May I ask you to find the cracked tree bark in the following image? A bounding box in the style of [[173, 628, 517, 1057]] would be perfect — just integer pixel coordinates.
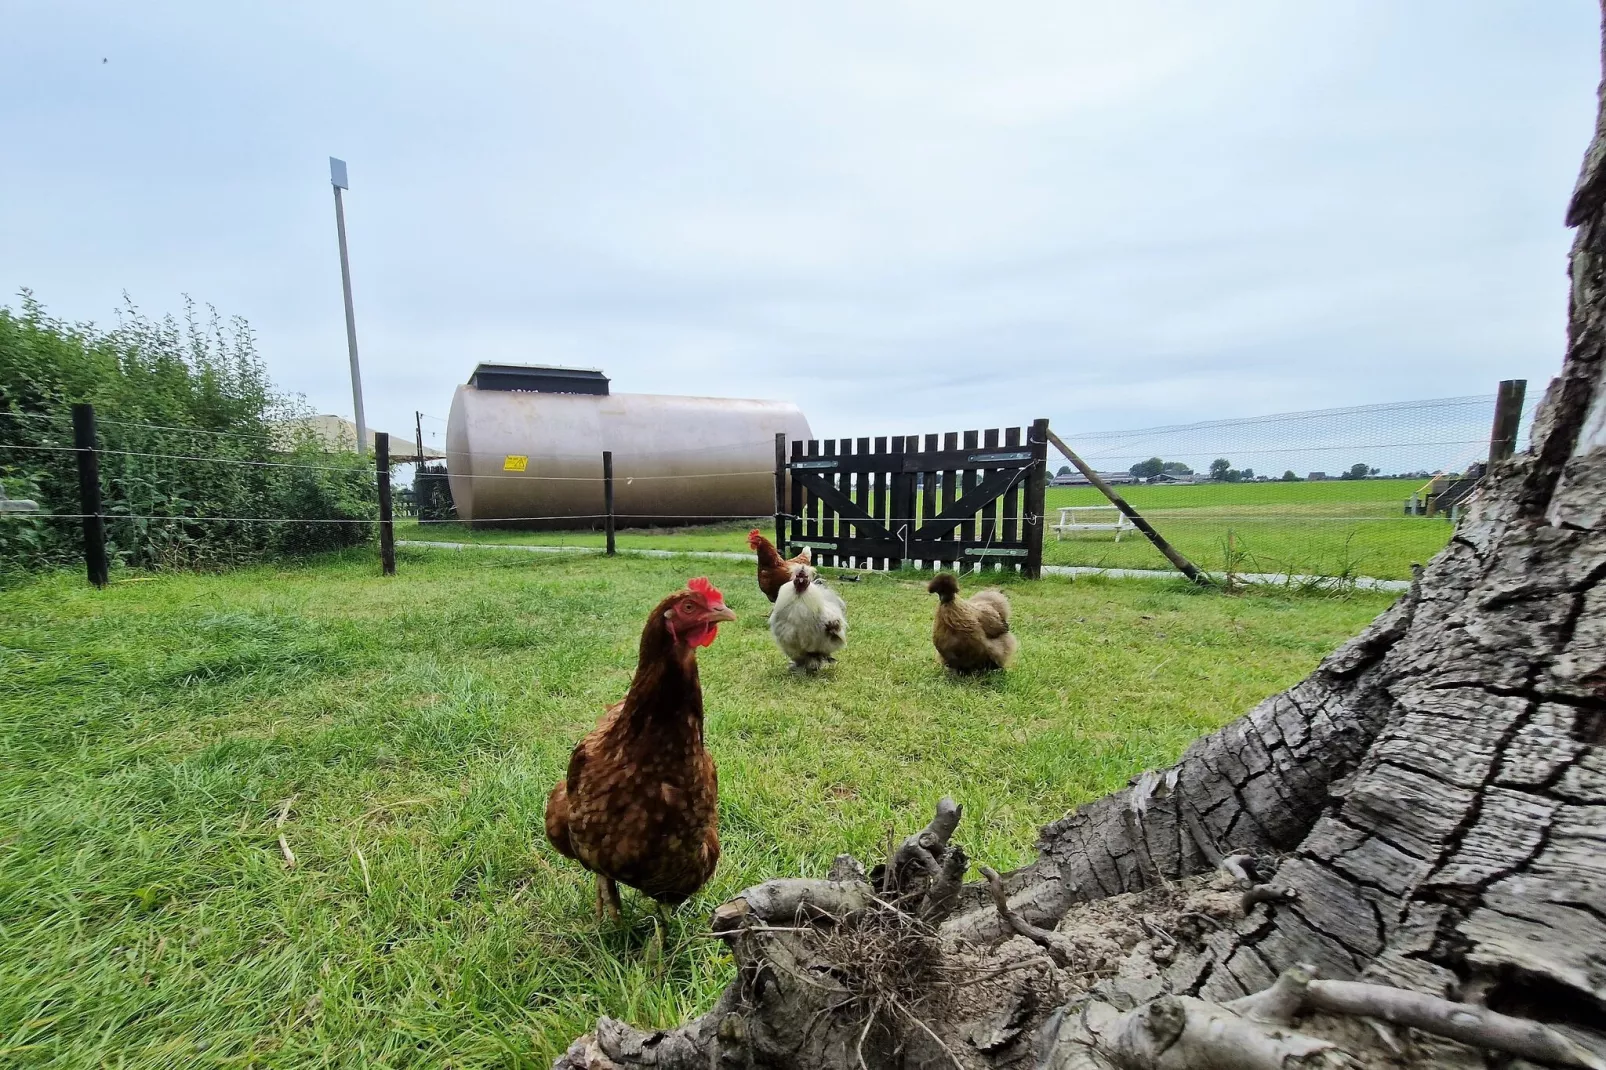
[[555, 11, 1606, 1069]]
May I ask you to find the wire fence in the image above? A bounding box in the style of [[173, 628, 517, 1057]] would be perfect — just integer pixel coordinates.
[[1041, 391, 1537, 581], [0, 407, 382, 573], [0, 406, 784, 576], [4, 389, 1533, 584]]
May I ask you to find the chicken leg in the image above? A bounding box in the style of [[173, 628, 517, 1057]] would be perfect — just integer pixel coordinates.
[[646, 901, 670, 969], [595, 875, 622, 921]]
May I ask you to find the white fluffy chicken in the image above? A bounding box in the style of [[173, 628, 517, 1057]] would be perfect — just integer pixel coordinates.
[[768, 564, 847, 672]]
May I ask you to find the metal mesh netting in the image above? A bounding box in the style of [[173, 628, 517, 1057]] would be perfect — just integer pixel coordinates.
[[1045, 393, 1536, 581]]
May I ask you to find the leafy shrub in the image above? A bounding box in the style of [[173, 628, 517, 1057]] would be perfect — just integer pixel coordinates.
[[0, 291, 375, 574]]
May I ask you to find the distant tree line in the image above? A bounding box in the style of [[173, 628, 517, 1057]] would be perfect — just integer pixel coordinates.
[[1126, 457, 1193, 479], [1076, 457, 1425, 486]]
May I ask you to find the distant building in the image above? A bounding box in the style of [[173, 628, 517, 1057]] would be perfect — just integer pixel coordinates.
[[274, 414, 445, 463], [1051, 471, 1136, 487], [1307, 472, 1328, 481]]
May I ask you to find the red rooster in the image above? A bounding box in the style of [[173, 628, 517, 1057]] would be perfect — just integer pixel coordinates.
[[544, 578, 736, 923], [748, 529, 812, 603]]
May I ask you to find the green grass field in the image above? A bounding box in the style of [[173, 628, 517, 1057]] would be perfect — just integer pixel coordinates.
[[0, 550, 1396, 1067], [1042, 477, 1451, 579], [402, 477, 1452, 581]]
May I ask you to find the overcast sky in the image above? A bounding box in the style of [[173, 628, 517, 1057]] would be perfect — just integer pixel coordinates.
[[2, 2, 1598, 445]]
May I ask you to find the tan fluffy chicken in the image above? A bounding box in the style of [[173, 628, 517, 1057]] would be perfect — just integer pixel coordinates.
[[927, 572, 1018, 673], [544, 577, 735, 922], [748, 529, 811, 603]]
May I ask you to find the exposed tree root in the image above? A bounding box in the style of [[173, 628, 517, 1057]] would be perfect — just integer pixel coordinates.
[[979, 865, 1079, 968], [1043, 964, 1606, 1070], [1239, 883, 1298, 914]]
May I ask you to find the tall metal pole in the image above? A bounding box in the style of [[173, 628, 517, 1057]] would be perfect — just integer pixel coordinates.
[[330, 157, 367, 456]]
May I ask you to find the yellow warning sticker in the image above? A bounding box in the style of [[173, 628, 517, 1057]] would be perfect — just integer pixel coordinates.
[[502, 455, 528, 472]]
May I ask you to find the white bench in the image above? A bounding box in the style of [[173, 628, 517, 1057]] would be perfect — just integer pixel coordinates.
[[1052, 505, 1133, 541]]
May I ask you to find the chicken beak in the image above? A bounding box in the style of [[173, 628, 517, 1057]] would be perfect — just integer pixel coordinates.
[[704, 603, 737, 624]]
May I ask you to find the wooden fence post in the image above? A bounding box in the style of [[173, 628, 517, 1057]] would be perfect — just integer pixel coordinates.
[[1488, 379, 1527, 468], [774, 432, 787, 553], [603, 450, 616, 556], [71, 403, 108, 588], [1024, 418, 1049, 579], [376, 432, 396, 576]]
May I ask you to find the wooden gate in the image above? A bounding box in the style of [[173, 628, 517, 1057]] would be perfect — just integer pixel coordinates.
[[774, 419, 1049, 576]]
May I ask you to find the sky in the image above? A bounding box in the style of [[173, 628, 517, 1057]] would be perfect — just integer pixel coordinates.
[[2, 1, 1600, 449]]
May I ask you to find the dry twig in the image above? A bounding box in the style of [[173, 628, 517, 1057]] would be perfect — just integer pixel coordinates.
[[276, 795, 297, 869]]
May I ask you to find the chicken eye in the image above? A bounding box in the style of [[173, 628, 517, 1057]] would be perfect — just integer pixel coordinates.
[[679, 601, 699, 616]]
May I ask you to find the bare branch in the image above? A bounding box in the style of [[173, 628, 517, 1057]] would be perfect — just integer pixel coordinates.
[[1307, 977, 1606, 1070], [1084, 993, 1338, 1068], [978, 866, 1078, 967]]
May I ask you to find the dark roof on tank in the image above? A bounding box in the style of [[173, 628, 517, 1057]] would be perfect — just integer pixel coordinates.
[[467, 363, 610, 395]]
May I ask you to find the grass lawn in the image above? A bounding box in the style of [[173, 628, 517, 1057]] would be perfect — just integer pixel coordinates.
[[401, 476, 1453, 581], [0, 549, 1396, 1067]]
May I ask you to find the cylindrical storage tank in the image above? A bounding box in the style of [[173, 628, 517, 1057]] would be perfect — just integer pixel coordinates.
[[446, 386, 812, 528]]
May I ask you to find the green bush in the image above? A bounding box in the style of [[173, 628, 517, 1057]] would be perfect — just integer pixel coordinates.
[[0, 291, 375, 574]]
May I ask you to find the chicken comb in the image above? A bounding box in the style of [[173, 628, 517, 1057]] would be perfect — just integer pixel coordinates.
[[688, 576, 724, 603]]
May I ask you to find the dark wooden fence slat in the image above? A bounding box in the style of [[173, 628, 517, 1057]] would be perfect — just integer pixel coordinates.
[[1025, 418, 1049, 579], [961, 430, 979, 573], [1003, 426, 1021, 562], [821, 439, 838, 568], [873, 436, 889, 571], [979, 428, 1000, 572], [855, 437, 871, 570], [806, 439, 821, 548], [920, 432, 938, 569], [888, 435, 905, 569], [789, 439, 804, 557], [941, 431, 959, 567]]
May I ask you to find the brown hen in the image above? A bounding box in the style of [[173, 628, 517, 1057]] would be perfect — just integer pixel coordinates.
[[928, 572, 1018, 673], [544, 578, 735, 921], [748, 529, 811, 603]]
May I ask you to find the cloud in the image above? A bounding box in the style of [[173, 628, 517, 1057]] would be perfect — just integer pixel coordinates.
[[0, 0, 1596, 448]]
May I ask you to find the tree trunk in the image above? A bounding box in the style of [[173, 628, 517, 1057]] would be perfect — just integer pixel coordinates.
[[557, 13, 1606, 1068]]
